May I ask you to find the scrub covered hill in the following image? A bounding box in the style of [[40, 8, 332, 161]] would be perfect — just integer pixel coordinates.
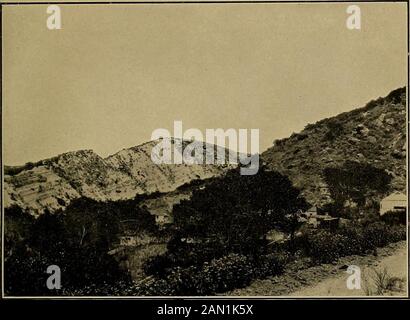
[[261, 87, 406, 207]]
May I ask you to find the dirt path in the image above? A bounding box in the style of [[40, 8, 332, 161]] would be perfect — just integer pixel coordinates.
[[226, 241, 407, 297]]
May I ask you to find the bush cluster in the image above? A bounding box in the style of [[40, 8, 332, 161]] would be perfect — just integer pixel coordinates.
[[57, 220, 405, 296], [134, 253, 287, 296], [138, 221, 406, 294], [381, 210, 406, 225], [306, 221, 406, 263]]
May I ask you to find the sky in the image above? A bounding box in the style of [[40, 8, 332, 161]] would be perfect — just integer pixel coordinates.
[[2, 2, 408, 165]]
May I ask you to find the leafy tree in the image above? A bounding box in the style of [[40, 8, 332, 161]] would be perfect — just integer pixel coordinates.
[[323, 161, 392, 209], [4, 197, 159, 295], [169, 166, 308, 265], [4, 206, 35, 257], [4, 245, 52, 295]]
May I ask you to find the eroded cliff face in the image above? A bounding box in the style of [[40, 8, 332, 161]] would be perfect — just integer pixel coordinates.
[[4, 139, 232, 216]]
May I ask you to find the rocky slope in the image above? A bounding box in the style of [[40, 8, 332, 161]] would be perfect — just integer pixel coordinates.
[[3, 139, 235, 216], [261, 87, 406, 206], [4, 87, 406, 215]]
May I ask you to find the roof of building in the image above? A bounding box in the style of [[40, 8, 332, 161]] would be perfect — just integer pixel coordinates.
[[382, 192, 407, 202], [306, 206, 317, 213]]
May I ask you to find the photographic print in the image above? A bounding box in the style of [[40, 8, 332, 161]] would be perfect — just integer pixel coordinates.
[[1, 0, 408, 300]]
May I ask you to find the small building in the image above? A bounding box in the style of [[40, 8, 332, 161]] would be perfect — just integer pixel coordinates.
[[380, 192, 407, 216]]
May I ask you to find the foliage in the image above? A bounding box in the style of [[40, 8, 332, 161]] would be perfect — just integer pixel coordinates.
[[143, 165, 307, 279], [170, 166, 308, 264], [363, 267, 405, 296], [4, 206, 35, 254], [324, 119, 344, 141], [386, 87, 406, 104], [251, 251, 289, 278], [4, 197, 158, 295], [305, 221, 406, 264], [4, 246, 52, 295], [277, 210, 305, 253], [138, 252, 286, 296], [381, 210, 406, 225], [305, 230, 349, 263], [323, 161, 392, 208]]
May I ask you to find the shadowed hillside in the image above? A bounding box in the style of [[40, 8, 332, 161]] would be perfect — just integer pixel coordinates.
[[261, 87, 406, 206]]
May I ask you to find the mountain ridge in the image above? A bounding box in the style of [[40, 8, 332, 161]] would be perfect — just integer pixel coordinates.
[[261, 86, 406, 206], [3, 87, 407, 216], [3, 138, 235, 215]]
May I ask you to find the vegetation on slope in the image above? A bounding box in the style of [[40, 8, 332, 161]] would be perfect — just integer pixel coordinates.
[[262, 87, 406, 206]]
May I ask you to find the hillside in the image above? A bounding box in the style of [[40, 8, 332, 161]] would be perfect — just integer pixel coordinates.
[[4, 87, 406, 216], [122, 88, 407, 222], [3, 139, 234, 215], [261, 87, 406, 206]]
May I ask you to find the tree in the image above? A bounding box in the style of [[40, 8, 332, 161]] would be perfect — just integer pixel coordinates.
[[5, 198, 144, 295], [169, 165, 308, 265], [4, 206, 35, 258], [323, 161, 392, 209]]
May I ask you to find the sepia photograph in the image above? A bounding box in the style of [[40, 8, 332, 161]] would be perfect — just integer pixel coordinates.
[[1, 0, 408, 301]]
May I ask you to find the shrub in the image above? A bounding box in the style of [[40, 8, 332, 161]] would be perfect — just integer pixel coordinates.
[[307, 221, 406, 264], [252, 252, 289, 278], [60, 252, 288, 296], [4, 249, 51, 295], [157, 266, 200, 295], [307, 230, 349, 263], [381, 210, 406, 225], [196, 253, 254, 294], [137, 253, 272, 295], [383, 224, 406, 243], [361, 222, 390, 248], [386, 87, 405, 104], [338, 225, 367, 254], [143, 254, 174, 278], [362, 267, 405, 296]]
